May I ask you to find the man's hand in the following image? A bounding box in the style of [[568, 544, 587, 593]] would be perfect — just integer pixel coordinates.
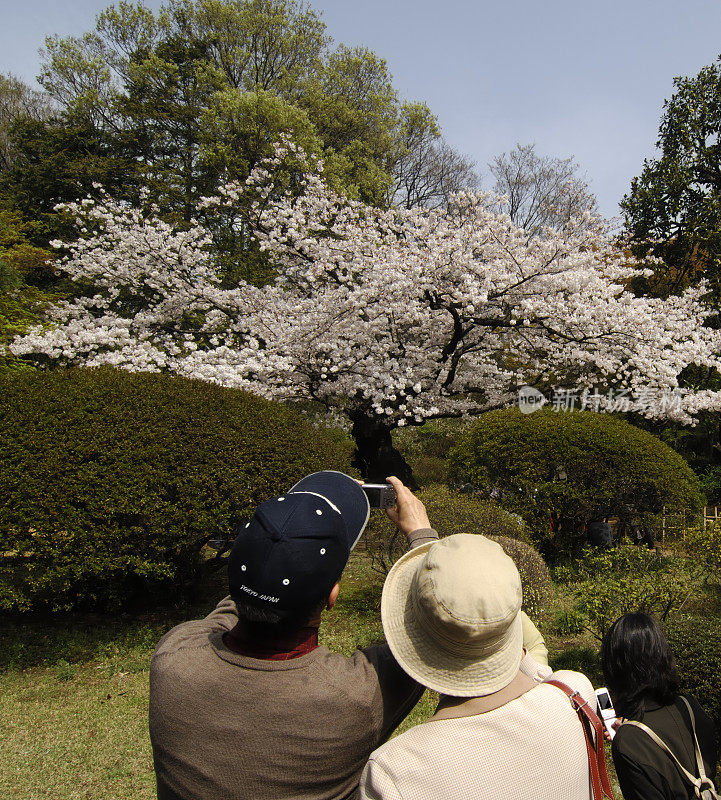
[[384, 476, 431, 540]]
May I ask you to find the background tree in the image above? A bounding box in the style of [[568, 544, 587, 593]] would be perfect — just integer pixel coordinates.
[[0, 116, 136, 250], [622, 56, 721, 301], [388, 102, 478, 209], [0, 211, 55, 371], [11, 144, 721, 482], [0, 73, 53, 173], [182, 0, 329, 97], [35, 2, 399, 214], [18, 0, 476, 279], [490, 143, 598, 236], [621, 56, 721, 493], [0, 79, 60, 363], [300, 44, 399, 206], [198, 87, 323, 283]]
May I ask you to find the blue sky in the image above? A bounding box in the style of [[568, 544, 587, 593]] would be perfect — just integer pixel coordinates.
[[3, 0, 721, 219]]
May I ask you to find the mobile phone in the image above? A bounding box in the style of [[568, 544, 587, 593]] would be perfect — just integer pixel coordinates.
[[595, 687, 618, 740], [361, 483, 396, 509]]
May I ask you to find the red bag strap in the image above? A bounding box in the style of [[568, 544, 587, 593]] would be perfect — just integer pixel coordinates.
[[545, 679, 615, 800]]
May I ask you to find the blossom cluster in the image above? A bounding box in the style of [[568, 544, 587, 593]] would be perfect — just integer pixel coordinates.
[[10, 143, 721, 428]]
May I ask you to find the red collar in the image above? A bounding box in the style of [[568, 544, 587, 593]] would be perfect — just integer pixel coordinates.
[[223, 623, 319, 661]]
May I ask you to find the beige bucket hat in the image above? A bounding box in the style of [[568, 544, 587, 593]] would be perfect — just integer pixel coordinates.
[[381, 533, 524, 697]]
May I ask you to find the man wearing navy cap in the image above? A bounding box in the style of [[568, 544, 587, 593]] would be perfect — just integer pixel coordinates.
[[149, 472, 547, 800], [149, 473, 438, 800]]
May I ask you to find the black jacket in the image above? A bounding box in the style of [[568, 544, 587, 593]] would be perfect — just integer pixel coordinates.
[[612, 695, 718, 800]]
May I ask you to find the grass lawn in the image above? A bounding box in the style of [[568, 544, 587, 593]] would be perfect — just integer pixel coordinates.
[[1, 546, 614, 800], [0, 615, 174, 800]]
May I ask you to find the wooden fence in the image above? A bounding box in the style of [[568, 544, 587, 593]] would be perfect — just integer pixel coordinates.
[[702, 505, 720, 530], [659, 506, 720, 542]]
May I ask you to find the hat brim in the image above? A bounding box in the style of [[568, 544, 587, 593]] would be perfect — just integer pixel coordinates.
[[381, 542, 524, 697], [289, 471, 369, 552]]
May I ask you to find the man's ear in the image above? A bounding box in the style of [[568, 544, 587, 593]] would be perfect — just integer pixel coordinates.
[[327, 582, 340, 610]]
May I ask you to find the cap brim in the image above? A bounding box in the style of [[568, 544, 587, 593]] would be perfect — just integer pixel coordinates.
[[380, 542, 524, 697], [289, 471, 370, 552]]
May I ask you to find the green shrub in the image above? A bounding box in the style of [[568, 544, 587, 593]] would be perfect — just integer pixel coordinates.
[[0, 367, 353, 612], [365, 483, 533, 582], [54, 658, 76, 682], [394, 419, 463, 461], [0, 264, 51, 373], [486, 535, 553, 619], [551, 607, 586, 636], [663, 614, 721, 728], [0, 212, 60, 373], [684, 522, 721, 585], [415, 485, 531, 541], [448, 408, 704, 557], [560, 546, 699, 640], [699, 465, 721, 505]]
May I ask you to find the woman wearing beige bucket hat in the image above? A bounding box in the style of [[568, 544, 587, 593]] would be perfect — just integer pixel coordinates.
[[360, 533, 597, 800]]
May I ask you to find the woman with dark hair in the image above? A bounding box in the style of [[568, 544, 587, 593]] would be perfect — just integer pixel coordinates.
[[601, 612, 718, 800]]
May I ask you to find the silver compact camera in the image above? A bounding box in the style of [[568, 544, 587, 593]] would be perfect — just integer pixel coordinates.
[[361, 483, 396, 509]]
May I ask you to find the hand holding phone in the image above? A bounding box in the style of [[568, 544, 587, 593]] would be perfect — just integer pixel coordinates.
[[595, 688, 618, 740]]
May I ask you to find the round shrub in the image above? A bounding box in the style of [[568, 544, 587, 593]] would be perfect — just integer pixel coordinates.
[[663, 614, 721, 728], [448, 408, 704, 556], [0, 367, 353, 612], [365, 483, 531, 573], [485, 535, 553, 619], [412, 484, 531, 542]]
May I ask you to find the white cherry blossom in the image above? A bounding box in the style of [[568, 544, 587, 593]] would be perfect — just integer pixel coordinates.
[[10, 142, 721, 476]]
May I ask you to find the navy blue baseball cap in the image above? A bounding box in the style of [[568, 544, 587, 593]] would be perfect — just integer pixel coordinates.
[[228, 471, 370, 615]]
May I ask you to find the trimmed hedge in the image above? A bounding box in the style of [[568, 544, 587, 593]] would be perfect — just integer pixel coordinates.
[[448, 408, 704, 555], [663, 614, 721, 729], [0, 367, 353, 611]]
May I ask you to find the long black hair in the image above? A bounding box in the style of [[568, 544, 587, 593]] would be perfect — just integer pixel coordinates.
[[601, 612, 681, 720]]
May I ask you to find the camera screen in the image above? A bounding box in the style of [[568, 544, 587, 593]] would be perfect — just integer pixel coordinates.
[[597, 692, 612, 711], [363, 487, 382, 507]]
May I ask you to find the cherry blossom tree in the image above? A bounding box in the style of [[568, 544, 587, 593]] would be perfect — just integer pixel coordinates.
[[10, 142, 721, 482]]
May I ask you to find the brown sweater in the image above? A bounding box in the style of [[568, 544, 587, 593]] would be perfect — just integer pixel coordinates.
[[148, 529, 437, 800]]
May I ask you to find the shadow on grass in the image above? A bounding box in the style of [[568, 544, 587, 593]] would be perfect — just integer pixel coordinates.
[[0, 614, 178, 671], [0, 564, 232, 671], [1, 552, 387, 671]]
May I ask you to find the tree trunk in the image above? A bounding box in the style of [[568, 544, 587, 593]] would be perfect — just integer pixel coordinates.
[[350, 412, 417, 488]]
